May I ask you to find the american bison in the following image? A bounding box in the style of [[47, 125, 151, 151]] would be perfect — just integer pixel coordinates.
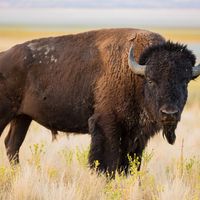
[[0, 28, 199, 175]]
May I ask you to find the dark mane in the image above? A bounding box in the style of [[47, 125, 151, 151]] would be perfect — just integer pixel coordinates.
[[139, 41, 196, 66]]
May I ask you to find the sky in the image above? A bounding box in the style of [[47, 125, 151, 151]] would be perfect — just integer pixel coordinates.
[[0, 0, 200, 9], [0, 8, 200, 28], [0, 0, 199, 60], [0, 0, 199, 28]]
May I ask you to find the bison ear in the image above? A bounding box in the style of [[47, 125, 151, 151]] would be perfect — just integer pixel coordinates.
[[192, 64, 200, 79]]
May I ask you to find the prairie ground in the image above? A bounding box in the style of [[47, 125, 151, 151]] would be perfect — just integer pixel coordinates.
[[0, 106, 200, 200], [0, 27, 200, 200]]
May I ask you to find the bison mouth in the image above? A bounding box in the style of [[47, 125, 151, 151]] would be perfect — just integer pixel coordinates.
[[162, 123, 177, 145]]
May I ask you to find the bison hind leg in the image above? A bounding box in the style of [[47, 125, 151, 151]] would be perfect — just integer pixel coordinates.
[[0, 118, 11, 137], [4, 115, 32, 164]]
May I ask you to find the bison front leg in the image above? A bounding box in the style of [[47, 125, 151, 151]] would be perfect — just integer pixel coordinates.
[[4, 115, 32, 164], [118, 136, 146, 175], [128, 149, 143, 172], [118, 133, 129, 175], [88, 114, 120, 177]]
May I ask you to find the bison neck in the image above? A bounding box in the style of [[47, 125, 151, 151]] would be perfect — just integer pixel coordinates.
[[122, 106, 160, 151], [111, 74, 161, 151]]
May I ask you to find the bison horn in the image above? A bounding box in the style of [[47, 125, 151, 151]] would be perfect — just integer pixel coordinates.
[[128, 47, 146, 76], [192, 64, 200, 77]]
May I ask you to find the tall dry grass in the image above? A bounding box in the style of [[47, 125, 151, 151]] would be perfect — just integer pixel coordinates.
[[0, 106, 200, 200], [0, 27, 200, 200]]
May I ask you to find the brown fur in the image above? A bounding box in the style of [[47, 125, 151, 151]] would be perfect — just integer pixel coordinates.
[[0, 28, 165, 169]]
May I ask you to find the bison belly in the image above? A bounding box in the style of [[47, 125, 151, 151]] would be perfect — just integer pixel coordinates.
[[19, 78, 94, 133]]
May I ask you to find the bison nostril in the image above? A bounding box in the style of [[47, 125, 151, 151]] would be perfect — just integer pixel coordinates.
[[160, 109, 179, 115], [160, 107, 179, 122]]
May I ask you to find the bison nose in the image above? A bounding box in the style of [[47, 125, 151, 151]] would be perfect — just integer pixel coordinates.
[[160, 106, 179, 121], [160, 109, 178, 115]]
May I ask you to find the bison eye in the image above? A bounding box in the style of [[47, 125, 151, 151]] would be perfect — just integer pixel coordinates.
[[146, 77, 155, 86], [148, 80, 152, 84]]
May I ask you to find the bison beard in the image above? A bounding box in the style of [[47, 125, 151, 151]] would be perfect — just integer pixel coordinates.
[[162, 124, 177, 145]]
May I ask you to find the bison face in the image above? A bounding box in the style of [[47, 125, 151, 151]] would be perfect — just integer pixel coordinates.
[[143, 57, 192, 144], [129, 41, 200, 145]]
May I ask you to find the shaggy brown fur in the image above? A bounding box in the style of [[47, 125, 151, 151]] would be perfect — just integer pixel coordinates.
[[88, 39, 197, 175], [0, 28, 197, 176]]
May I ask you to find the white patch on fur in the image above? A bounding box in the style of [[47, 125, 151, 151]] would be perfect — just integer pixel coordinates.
[[27, 43, 56, 64], [44, 48, 50, 55], [50, 55, 57, 63], [27, 42, 37, 51]]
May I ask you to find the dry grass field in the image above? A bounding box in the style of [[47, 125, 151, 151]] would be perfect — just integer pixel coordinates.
[[0, 26, 200, 200]]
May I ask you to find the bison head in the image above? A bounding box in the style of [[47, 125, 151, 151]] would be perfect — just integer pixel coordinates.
[[128, 41, 200, 145]]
